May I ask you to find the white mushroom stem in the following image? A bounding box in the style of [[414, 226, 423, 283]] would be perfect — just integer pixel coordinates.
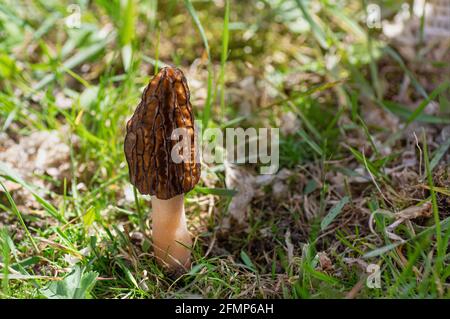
[[151, 194, 192, 270]]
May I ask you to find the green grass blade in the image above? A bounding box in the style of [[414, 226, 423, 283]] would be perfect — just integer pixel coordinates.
[[430, 137, 450, 172], [203, 65, 214, 130], [195, 186, 237, 197], [346, 146, 381, 179], [1, 228, 11, 296], [119, 0, 136, 71], [184, 0, 210, 59], [384, 46, 428, 99], [219, 0, 230, 119], [184, 0, 214, 129], [423, 131, 442, 264], [357, 115, 380, 158], [240, 250, 256, 272], [297, 129, 323, 157], [363, 242, 402, 259], [34, 40, 111, 91], [0, 162, 66, 223], [33, 12, 60, 41], [381, 100, 450, 124], [406, 81, 450, 125], [294, 0, 328, 49], [153, 28, 161, 75], [321, 196, 349, 231], [0, 181, 39, 253]]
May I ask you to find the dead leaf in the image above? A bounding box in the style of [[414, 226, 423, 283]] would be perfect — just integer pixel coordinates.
[[395, 202, 432, 220], [284, 229, 294, 265], [223, 161, 256, 226]]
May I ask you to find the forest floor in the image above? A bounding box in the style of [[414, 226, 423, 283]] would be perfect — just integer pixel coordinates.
[[0, 0, 449, 298]]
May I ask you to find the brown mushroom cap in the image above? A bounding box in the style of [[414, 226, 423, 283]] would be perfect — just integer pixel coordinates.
[[124, 67, 201, 200]]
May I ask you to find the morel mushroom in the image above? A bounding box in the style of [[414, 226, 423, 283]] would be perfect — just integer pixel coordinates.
[[124, 66, 200, 271]]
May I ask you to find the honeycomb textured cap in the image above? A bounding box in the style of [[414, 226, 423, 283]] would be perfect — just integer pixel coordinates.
[[124, 67, 201, 200]]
